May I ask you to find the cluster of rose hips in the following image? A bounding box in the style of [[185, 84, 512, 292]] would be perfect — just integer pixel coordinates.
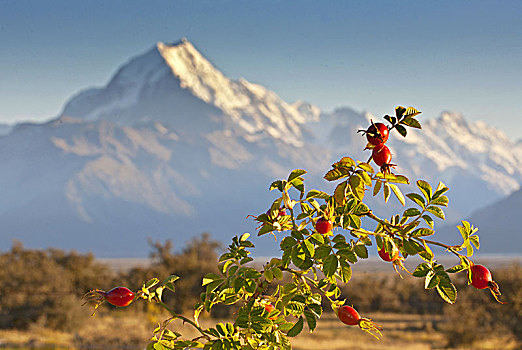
[[359, 121, 394, 174]]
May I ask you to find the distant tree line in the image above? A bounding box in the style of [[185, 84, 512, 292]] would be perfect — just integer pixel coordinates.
[[0, 235, 519, 347]]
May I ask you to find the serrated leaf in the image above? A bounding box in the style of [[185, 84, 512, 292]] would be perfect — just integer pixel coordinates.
[[323, 254, 338, 278], [334, 157, 356, 167], [339, 259, 352, 283], [303, 310, 317, 332], [202, 273, 222, 286], [403, 106, 421, 118], [395, 124, 407, 137], [334, 181, 348, 205], [431, 195, 449, 207], [383, 114, 396, 125], [426, 206, 445, 220], [389, 183, 405, 206], [413, 263, 431, 277], [324, 167, 351, 181], [402, 117, 422, 129], [286, 316, 304, 337], [406, 193, 425, 208], [411, 228, 435, 237], [403, 208, 421, 217], [395, 106, 407, 119], [354, 244, 368, 259], [359, 170, 372, 186], [288, 169, 307, 182], [466, 242, 474, 257], [270, 180, 285, 192], [470, 235, 480, 249], [436, 282, 457, 304], [349, 175, 365, 201], [306, 189, 330, 200], [357, 162, 374, 173], [422, 215, 434, 229], [383, 183, 391, 203], [433, 182, 449, 199], [373, 180, 382, 196], [425, 271, 439, 289], [416, 180, 432, 201]]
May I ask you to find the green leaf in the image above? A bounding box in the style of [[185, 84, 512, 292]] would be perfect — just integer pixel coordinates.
[[395, 124, 407, 137], [339, 260, 352, 283], [383, 183, 391, 203], [202, 273, 222, 286], [314, 245, 332, 260], [436, 282, 457, 304], [334, 157, 356, 168], [272, 267, 284, 280], [422, 215, 434, 229], [323, 254, 339, 278], [280, 236, 298, 251], [470, 235, 480, 249], [357, 162, 374, 173], [466, 242, 474, 257], [403, 208, 421, 217], [431, 195, 449, 207], [269, 180, 286, 192], [303, 310, 317, 332], [334, 181, 348, 205], [354, 244, 368, 259], [416, 180, 432, 201], [389, 183, 405, 206], [384, 174, 410, 184], [425, 271, 439, 289], [349, 175, 365, 201], [403, 106, 421, 118], [411, 228, 435, 237], [145, 278, 160, 289], [395, 106, 407, 119], [324, 167, 351, 181], [373, 180, 382, 196], [286, 316, 304, 337], [413, 263, 431, 277], [406, 193, 425, 208], [383, 114, 396, 125], [306, 189, 330, 200], [426, 206, 445, 220], [402, 117, 422, 129], [288, 169, 307, 183], [432, 182, 449, 199], [163, 275, 180, 292]]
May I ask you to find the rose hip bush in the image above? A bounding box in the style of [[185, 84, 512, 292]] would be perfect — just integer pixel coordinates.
[[84, 106, 506, 350]]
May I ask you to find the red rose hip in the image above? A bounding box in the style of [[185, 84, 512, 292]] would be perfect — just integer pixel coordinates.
[[360, 122, 389, 145], [469, 264, 492, 289], [315, 217, 333, 234], [372, 144, 392, 167], [378, 246, 399, 262], [104, 287, 135, 307]]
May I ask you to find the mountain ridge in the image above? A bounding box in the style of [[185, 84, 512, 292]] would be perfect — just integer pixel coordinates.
[[0, 39, 520, 256]]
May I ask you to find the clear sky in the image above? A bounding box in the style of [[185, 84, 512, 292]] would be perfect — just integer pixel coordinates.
[[1, 0, 521, 140]]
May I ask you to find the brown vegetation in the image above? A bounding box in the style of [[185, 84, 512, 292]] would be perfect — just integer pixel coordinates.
[[0, 237, 520, 349]]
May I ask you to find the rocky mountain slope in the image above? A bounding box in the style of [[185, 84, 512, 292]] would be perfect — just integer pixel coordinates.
[[0, 40, 520, 256]]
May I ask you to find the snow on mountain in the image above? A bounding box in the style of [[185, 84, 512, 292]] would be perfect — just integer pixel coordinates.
[[62, 39, 309, 148], [1, 39, 521, 256], [320, 108, 522, 220]]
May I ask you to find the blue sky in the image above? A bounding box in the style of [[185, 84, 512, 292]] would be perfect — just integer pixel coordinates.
[[1, 0, 521, 139]]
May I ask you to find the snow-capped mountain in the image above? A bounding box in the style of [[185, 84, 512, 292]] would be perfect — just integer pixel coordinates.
[[0, 39, 520, 256], [63, 39, 310, 148]]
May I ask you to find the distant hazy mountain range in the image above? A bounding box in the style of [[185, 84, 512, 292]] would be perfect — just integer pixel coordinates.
[[1, 39, 520, 256]]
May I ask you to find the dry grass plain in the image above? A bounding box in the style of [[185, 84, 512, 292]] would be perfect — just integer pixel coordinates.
[[0, 310, 518, 350]]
